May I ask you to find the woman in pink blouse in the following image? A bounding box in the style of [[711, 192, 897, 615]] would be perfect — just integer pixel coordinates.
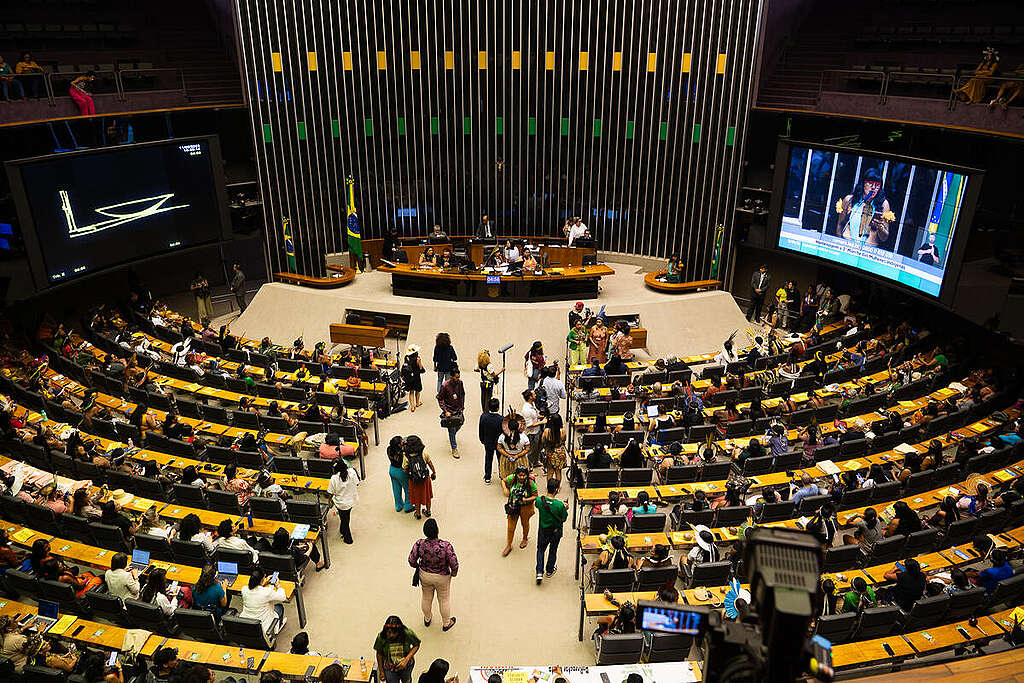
[[408, 519, 458, 631]]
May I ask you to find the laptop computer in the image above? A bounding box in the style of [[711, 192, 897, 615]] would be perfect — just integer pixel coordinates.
[[215, 561, 239, 583], [31, 600, 60, 631], [129, 549, 151, 572]]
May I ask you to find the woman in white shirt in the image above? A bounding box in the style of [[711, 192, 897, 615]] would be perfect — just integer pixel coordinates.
[[240, 568, 287, 634], [176, 513, 215, 554], [214, 519, 260, 561], [141, 567, 177, 615], [503, 240, 521, 263], [327, 459, 360, 544]]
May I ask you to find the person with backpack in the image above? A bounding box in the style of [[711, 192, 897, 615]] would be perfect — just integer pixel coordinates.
[[402, 345, 426, 413], [535, 478, 568, 583], [403, 435, 436, 520]]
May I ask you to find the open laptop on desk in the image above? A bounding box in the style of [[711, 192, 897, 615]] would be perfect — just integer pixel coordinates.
[[29, 600, 60, 631], [215, 561, 239, 584], [129, 549, 151, 572]]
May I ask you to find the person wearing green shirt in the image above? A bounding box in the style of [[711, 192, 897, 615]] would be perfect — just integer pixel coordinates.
[[373, 615, 420, 683], [841, 576, 877, 613], [567, 320, 587, 366], [535, 478, 568, 583]]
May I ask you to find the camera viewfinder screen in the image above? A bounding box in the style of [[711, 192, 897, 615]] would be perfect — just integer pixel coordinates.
[[15, 139, 225, 285], [777, 145, 969, 298], [639, 606, 704, 634]]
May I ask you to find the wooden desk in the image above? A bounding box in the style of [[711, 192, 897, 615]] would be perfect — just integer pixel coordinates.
[[832, 634, 916, 669], [330, 323, 388, 348], [0, 598, 131, 650], [643, 272, 722, 293], [378, 263, 615, 302], [275, 270, 355, 288], [902, 615, 1005, 655], [263, 653, 374, 682], [467, 243, 596, 268]]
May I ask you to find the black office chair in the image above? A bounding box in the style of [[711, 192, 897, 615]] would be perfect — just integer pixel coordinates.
[[172, 483, 209, 508], [585, 469, 618, 488], [125, 598, 180, 635], [822, 544, 863, 573], [222, 615, 278, 649], [207, 488, 243, 515], [663, 465, 699, 484], [37, 578, 91, 616], [175, 607, 230, 643], [635, 565, 679, 591], [867, 535, 906, 565], [901, 594, 949, 632], [853, 605, 902, 639], [758, 501, 795, 523], [170, 538, 211, 566], [134, 533, 174, 561], [21, 665, 68, 682], [594, 633, 644, 665], [619, 468, 654, 486], [588, 515, 627, 536], [628, 513, 667, 534], [248, 496, 287, 521], [713, 506, 751, 528], [681, 561, 732, 588], [591, 568, 637, 592], [814, 612, 856, 644], [89, 522, 132, 554], [214, 547, 256, 576], [87, 592, 131, 626]]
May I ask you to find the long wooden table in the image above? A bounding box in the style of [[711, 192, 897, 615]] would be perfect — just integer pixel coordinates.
[[378, 262, 615, 301], [0, 599, 373, 681]]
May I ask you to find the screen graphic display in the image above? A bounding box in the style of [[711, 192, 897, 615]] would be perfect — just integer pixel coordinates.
[[777, 145, 970, 298], [12, 138, 226, 285]]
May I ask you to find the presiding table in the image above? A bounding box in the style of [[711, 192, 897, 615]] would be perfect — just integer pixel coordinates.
[[377, 262, 615, 301]]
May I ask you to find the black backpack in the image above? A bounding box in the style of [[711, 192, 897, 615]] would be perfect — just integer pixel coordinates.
[[406, 452, 430, 482], [534, 378, 550, 416]]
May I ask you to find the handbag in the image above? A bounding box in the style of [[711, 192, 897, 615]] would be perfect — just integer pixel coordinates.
[[411, 540, 421, 586], [504, 500, 522, 516]]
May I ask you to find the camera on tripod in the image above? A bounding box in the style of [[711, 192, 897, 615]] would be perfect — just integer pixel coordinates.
[[634, 527, 833, 683]]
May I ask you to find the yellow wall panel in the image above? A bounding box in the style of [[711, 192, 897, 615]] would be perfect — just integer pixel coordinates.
[[647, 52, 657, 72], [717, 53, 727, 74], [545, 50, 555, 70], [377, 51, 387, 70], [511, 50, 521, 69], [681, 53, 691, 73], [342, 51, 353, 71], [579, 51, 589, 71], [612, 51, 622, 71], [444, 51, 455, 69], [306, 52, 317, 71], [479, 50, 487, 69], [271, 52, 282, 72], [410, 51, 421, 70]]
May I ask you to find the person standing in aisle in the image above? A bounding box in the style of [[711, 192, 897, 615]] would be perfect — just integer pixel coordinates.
[[373, 615, 421, 683], [190, 272, 213, 320], [478, 398, 503, 484], [746, 265, 770, 322], [387, 436, 415, 513], [437, 367, 465, 457], [524, 341, 545, 391], [475, 349, 504, 412], [402, 345, 426, 412], [535, 478, 568, 583], [520, 388, 545, 469], [567, 320, 587, 367], [230, 263, 247, 313], [327, 458, 359, 543], [433, 333, 457, 393], [408, 519, 458, 632]]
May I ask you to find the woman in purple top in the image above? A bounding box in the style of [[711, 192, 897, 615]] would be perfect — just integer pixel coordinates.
[[408, 519, 458, 631]]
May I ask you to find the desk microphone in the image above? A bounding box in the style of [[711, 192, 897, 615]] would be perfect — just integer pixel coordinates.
[[380, 259, 397, 267], [499, 343, 514, 353]]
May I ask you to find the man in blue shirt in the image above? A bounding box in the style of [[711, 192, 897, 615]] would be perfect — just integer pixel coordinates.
[[790, 473, 820, 507], [581, 358, 606, 378], [969, 549, 1013, 594], [478, 398, 504, 484]]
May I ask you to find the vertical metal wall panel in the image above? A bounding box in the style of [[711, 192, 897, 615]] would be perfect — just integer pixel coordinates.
[[234, 0, 761, 278]]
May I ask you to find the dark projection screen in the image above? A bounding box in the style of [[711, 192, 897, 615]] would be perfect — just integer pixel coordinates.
[[770, 142, 981, 304], [7, 137, 230, 288]]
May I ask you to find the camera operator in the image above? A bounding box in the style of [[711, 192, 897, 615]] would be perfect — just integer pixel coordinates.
[[501, 465, 538, 557]]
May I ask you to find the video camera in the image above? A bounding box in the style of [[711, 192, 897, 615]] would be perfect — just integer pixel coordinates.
[[634, 527, 832, 683]]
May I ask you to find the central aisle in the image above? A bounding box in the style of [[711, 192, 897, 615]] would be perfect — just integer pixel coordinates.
[[232, 262, 748, 675]]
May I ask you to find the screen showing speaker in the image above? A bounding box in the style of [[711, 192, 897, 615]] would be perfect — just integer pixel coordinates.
[[775, 144, 973, 299], [8, 137, 229, 287]]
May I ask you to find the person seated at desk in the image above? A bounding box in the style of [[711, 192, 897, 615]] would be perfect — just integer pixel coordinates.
[[581, 357, 605, 378], [383, 227, 401, 260], [592, 534, 635, 572], [476, 213, 496, 240], [439, 248, 456, 269], [503, 239, 521, 263], [428, 224, 449, 244], [563, 216, 591, 246], [419, 246, 439, 267], [664, 254, 681, 283], [522, 247, 538, 271]]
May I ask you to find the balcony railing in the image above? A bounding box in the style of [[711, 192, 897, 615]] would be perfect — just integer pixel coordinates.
[[818, 68, 1024, 112], [41, 67, 188, 106]]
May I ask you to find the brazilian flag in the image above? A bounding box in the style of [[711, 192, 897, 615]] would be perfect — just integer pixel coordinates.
[[346, 176, 363, 265], [710, 224, 725, 279], [283, 217, 297, 272]]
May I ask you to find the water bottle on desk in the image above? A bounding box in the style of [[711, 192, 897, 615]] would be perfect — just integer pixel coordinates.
[[360, 656, 367, 674], [247, 509, 254, 528]]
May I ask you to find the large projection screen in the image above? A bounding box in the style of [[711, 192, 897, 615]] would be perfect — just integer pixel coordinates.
[[768, 140, 982, 306], [6, 136, 232, 291]]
